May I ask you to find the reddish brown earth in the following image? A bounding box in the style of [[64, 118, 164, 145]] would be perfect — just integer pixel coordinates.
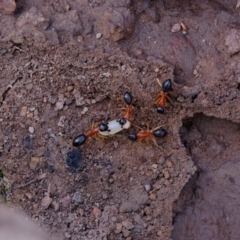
[[0, 0, 240, 239]]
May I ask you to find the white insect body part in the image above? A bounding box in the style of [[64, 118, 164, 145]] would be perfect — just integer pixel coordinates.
[[99, 119, 131, 136]]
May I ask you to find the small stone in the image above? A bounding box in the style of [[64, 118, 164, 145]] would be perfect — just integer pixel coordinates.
[[149, 193, 157, 201], [57, 116, 66, 127], [29, 157, 42, 170], [0, 0, 16, 15], [171, 23, 181, 33], [144, 184, 152, 192], [144, 206, 151, 215], [67, 86, 74, 92], [61, 195, 71, 208], [25, 192, 32, 200], [77, 35, 84, 42], [164, 171, 171, 180], [91, 207, 102, 218], [159, 156, 166, 165], [96, 33, 102, 39], [64, 232, 72, 239], [115, 223, 122, 234], [41, 195, 52, 210], [152, 164, 157, 169], [55, 94, 65, 111], [91, 99, 96, 104], [81, 107, 88, 115], [122, 229, 130, 238], [51, 201, 60, 211], [20, 106, 28, 117], [28, 126, 34, 134], [122, 220, 134, 230], [66, 148, 82, 169], [157, 230, 163, 237], [154, 68, 159, 73], [72, 191, 84, 204]]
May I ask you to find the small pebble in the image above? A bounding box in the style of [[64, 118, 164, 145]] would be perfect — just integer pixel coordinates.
[[72, 191, 84, 204], [81, 107, 88, 115], [66, 148, 82, 169], [28, 126, 34, 134], [20, 106, 28, 117], [41, 195, 52, 210], [64, 232, 72, 239], [122, 229, 130, 238], [115, 223, 122, 234], [61, 195, 71, 208], [96, 33, 102, 39], [144, 184, 152, 192], [91, 207, 102, 218], [171, 23, 181, 33], [149, 193, 157, 201], [122, 220, 134, 230]]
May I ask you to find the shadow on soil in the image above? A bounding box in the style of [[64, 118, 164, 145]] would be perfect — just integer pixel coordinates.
[[172, 113, 240, 240]]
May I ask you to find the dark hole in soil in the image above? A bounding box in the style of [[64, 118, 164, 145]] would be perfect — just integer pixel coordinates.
[[173, 113, 240, 240]]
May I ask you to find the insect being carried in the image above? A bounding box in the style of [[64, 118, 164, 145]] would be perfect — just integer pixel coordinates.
[[73, 92, 134, 147], [156, 79, 173, 114], [128, 126, 167, 147]]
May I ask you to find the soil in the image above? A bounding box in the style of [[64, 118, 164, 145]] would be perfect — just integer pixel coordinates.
[[0, 0, 240, 239]]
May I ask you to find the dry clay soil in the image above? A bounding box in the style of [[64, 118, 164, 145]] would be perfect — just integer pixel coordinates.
[[1, 0, 240, 240]]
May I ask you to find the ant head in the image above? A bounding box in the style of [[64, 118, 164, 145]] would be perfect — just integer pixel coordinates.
[[118, 117, 127, 126], [99, 123, 109, 132], [157, 106, 164, 114], [128, 133, 138, 141], [153, 128, 167, 138], [124, 92, 133, 105], [73, 134, 88, 146], [162, 79, 172, 93]]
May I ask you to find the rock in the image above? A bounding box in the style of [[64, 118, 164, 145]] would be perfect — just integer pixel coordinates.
[[149, 193, 157, 201], [20, 106, 28, 117], [51, 201, 60, 211], [91, 207, 102, 218], [122, 220, 134, 230], [28, 126, 35, 134], [144, 206, 151, 215], [119, 201, 139, 213], [66, 148, 82, 169], [102, 3, 135, 42], [115, 223, 122, 234], [61, 195, 71, 208], [0, 0, 16, 14], [96, 33, 102, 39], [159, 156, 166, 165], [225, 26, 240, 55], [74, 92, 85, 106], [55, 94, 65, 111], [57, 116, 66, 127], [122, 229, 131, 237], [81, 107, 88, 115], [64, 232, 72, 239], [52, 10, 83, 35], [171, 23, 181, 33], [16, 7, 50, 31], [144, 184, 152, 192], [29, 157, 42, 170], [72, 191, 84, 204], [41, 195, 52, 210], [23, 136, 33, 149]]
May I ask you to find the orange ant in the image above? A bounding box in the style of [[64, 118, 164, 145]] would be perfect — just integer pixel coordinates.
[[156, 79, 173, 114], [73, 92, 134, 147], [128, 125, 167, 147]]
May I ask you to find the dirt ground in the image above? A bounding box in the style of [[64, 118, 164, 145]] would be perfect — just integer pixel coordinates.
[[0, 0, 240, 239]]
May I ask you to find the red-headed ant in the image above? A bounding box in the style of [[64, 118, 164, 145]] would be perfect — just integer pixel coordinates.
[[156, 79, 173, 114]]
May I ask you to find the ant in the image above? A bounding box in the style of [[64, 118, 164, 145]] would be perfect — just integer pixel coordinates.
[[128, 125, 167, 147], [73, 92, 134, 147], [156, 79, 173, 114]]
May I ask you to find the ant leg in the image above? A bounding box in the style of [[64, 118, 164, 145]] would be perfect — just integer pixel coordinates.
[[151, 137, 163, 150], [152, 125, 165, 131], [156, 78, 163, 88]]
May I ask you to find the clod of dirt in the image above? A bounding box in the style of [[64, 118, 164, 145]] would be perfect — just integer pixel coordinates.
[[66, 148, 82, 169], [102, 1, 135, 42], [0, 0, 16, 15], [225, 24, 240, 55]]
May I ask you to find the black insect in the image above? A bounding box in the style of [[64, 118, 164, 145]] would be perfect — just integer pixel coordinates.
[[73, 134, 88, 147]]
